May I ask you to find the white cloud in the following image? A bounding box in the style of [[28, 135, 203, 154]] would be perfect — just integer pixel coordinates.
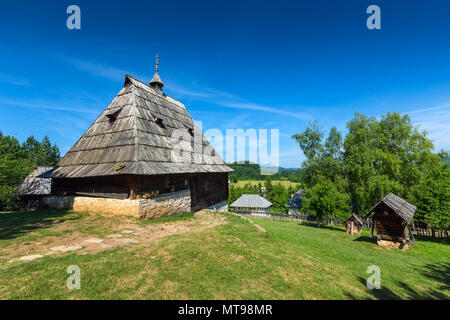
[[407, 105, 450, 151], [0, 73, 29, 86], [0, 97, 98, 114], [62, 56, 313, 121], [63, 56, 129, 82]]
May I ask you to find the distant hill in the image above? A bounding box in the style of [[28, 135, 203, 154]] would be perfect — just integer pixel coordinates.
[[227, 161, 303, 182]]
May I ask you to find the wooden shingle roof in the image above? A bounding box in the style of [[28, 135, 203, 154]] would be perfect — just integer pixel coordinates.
[[344, 213, 363, 226], [50, 75, 232, 178], [230, 194, 272, 209], [20, 167, 53, 195], [365, 193, 416, 223]]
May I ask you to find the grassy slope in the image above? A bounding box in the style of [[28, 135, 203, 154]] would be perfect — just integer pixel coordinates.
[[0, 210, 448, 299]]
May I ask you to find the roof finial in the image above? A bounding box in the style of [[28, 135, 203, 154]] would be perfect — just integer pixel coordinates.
[[150, 53, 164, 92]]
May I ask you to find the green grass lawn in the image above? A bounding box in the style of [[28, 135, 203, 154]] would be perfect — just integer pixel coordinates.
[[233, 180, 301, 189], [0, 209, 448, 299]]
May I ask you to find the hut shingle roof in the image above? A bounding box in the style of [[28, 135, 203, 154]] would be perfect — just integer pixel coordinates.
[[50, 75, 232, 178], [344, 213, 364, 226], [365, 193, 416, 223], [20, 167, 53, 195], [230, 194, 272, 209]]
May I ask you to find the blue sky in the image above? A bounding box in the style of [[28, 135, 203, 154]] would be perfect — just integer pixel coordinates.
[[1, 0, 450, 168]]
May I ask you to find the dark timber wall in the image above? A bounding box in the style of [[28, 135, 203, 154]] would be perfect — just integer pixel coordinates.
[[51, 172, 228, 211], [373, 206, 408, 242]]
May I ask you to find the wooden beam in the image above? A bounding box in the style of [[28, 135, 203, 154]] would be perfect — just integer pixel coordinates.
[[371, 217, 375, 238], [129, 176, 138, 200]]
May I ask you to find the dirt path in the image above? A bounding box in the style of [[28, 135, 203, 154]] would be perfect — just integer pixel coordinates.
[[3, 210, 226, 263]]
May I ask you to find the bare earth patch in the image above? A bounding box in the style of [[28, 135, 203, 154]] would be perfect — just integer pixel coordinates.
[[1, 210, 226, 263]]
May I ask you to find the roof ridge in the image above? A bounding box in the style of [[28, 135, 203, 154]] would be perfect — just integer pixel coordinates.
[[125, 74, 187, 108]]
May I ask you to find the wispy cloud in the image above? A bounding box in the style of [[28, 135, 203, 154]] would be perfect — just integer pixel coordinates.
[[61, 56, 313, 121], [0, 97, 99, 114], [63, 56, 129, 82], [0, 73, 29, 86], [406, 104, 450, 151], [168, 84, 312, 120]]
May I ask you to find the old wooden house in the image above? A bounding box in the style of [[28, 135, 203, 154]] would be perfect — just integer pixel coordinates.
[[344, 213, 363, 235], [230, 194, 272, 214], [19, 167, 53, 209], [365, 193, 416, 248], [44, 56, 232, 217]]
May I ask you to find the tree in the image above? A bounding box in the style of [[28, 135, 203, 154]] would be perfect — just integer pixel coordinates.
[[0, 130, 61, 210], [409, 153, 450, 231], [301, 180, 350, 226]]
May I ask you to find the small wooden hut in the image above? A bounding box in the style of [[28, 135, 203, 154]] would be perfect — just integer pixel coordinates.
[[344, 213, 363, 235], [44, 56, 232, 216], [230, 194, 272, 214], [19, 167, 53, 209], [365, 193, 416, 248], [285, 188, 303, 215]]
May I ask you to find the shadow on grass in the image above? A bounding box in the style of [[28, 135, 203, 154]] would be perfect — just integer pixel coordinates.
[[353, 236, 377, 244], [0, 209, 80, 240], [345, 263, 450, 300], [297, 222, 346, 233]]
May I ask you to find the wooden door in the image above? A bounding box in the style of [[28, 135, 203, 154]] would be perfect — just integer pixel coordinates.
[[189, 178, 199, 211]]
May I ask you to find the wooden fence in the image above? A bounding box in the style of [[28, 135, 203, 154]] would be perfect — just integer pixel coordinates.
[[230, 209, 448, 240], [413, 226, 449, 239]]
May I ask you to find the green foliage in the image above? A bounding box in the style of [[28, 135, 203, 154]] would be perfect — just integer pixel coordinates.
[[0, 130, 61, 210], [228, 161, 303, 182], [0, 185, 21, 210], [409, 157, 450, 230], [301, 180, 350, 224]]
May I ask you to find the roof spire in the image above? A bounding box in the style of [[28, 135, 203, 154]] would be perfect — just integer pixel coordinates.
[[150, 53, 164, 92]]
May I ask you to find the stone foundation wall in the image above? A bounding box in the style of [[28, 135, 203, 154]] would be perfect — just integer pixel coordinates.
[[43, 196, 141, 217], [377, 239, 409, 250], [43, 189, 191, 219], [139, 190, 191, 219]]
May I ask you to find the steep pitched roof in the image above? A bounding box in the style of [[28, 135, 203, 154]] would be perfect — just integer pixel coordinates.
[[365, 193, 416, 223], [230, 194, 272, 209], [50, 75, 232, 178], [344, 213, 363, 226], [286, 189, 303, 208], [20, 167, 53, 195]]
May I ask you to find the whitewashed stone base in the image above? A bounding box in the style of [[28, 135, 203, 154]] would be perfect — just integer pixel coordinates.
[[139, 190, 191, 219], [43, 189, 191, 219]]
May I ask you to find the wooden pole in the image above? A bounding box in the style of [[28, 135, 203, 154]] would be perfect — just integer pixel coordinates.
[[371, 217, 375, 238], [129, 176, 138, 200]]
